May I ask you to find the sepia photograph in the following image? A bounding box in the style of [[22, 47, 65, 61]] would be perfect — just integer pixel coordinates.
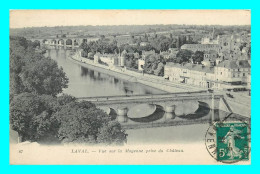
[[9, 10, 251, 165]]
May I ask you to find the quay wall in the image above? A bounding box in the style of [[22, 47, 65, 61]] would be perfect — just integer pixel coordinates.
[[69, 55, 203, 93]]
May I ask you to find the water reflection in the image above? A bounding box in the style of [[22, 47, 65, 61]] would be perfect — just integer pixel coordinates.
[[128, 105, 165, 123], [178, 105, 210, 120], [48, 49, 166, 97], [123, 108, 249, 128]]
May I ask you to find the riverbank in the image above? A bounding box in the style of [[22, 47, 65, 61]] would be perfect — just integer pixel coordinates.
[[69, 54, 250, 118], [69, 55, 204, 93]]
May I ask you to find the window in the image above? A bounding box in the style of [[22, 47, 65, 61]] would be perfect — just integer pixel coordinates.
[[243, 73, 245, 77]]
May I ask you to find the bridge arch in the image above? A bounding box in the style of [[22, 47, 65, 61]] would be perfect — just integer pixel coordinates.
[[57, 39, 65, 45], [42, 39, 48, 44], [73, 39, 80, 46], [50, 39, 57, 45], [66, 39, 73, 46]]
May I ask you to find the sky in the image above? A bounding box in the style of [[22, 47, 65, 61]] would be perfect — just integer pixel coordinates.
[[9, 10, 251, 28]]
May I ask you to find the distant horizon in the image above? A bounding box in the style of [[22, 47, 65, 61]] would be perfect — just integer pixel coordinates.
[[10, 23, 251, 30], [10, 10, 251, 29]]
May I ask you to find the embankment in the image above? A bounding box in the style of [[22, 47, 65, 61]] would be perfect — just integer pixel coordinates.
[[69, 55, 203, 93]]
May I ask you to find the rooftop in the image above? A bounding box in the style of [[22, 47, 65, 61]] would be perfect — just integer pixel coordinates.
[[216, 60, 251, 69], [165, 62, 214, 73]]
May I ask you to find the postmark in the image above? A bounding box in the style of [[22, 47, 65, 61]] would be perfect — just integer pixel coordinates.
[[205, 115, 251, 163]]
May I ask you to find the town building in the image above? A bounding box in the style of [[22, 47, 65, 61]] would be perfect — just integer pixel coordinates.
[[164, 62, 214, 88], [164, 59, 251, 90], [247, 74, 251, 90], [140, 42, 149, 47], [214, 60, 250, 90], [118, 50, 127, 67], [203, 50, 218, 60], [201, 58, 213, 67], [100, 53, 116, 65], [201, 36, 219, 45], [94, 52, 101, 64], [138, 59, 145, 71], [181, 44, 220, 52]]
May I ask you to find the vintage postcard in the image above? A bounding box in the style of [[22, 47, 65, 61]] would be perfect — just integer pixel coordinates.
[[9, 10, 251, 165]]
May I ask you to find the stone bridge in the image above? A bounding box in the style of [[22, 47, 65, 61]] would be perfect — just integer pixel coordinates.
[[78, 92, 227, 123], [27, 36, 99, 49]]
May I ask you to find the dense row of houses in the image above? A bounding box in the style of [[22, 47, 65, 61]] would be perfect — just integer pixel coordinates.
[[163, 32, 251, 91], [164, 59, 251, 91], [78, 31, 251, 91], [93, 50, 128, 67]]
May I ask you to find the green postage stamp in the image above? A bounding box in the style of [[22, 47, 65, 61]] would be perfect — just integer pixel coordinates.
[[216, 122, 249, 162]]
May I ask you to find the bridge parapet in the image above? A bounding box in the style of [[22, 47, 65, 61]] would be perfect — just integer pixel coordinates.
[[78, 93, 224, 111], [78, 93, 223, 104]]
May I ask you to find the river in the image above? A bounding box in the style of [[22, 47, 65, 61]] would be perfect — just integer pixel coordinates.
[[49, 49, 166, 98], [49, 49, 248, 145]]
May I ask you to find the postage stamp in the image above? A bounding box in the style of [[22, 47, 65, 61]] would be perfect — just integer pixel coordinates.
[[216, 122, 249, 162], [205, 118, 250, 163]]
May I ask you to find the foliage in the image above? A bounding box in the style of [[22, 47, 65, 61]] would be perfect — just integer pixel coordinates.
[[10, 92, 127, 145], [125, 53, 138, 69], [97, 121, 127, 145], [53, 100, 127, 145], [10, 36, 69, 97], [80, 40, 117, 54], [9, 36, 127, 146], [10, 93, 57, 142], [192, 51, 204, 64], [175, 49, 193, 63], [143, 54, 165, 75], [20, 58, 68, 96], [154, 62, 165, 76]]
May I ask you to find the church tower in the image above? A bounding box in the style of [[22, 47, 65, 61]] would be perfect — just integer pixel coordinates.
[[212, 27, 215, 39]]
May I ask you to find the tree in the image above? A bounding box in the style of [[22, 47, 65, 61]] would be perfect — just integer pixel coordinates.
[[192, 51, 204, 64], [176, 49, 193, 63], [143, 54, 162, 74], [31, 40, 41, 48], [10, 36, 69, 97], [176, 36, 181, 49], [170, 33, 173, 39], [154, 62, 164, 76], [10, 72, 24, 99], [9, 36, 127, 145], [125, 53, 138, 69], [10, 93, 58, 142], [20, 58, 68, 96], [54, 100, 127, 144], [97, 121, 127, 145], [100, 35, 105, 40], [158, 39, 171, 51]]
